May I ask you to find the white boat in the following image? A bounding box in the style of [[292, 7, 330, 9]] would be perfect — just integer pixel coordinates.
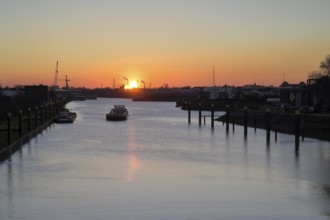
[[106, 105, 128, 121], [54, 109, 77, 123]]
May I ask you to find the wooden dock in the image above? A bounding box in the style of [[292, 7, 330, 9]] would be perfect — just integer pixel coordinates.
[[184, 104, 330, 151]]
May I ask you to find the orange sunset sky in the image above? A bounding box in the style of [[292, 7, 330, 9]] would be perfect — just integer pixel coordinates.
[[1, 0, 330, 88]]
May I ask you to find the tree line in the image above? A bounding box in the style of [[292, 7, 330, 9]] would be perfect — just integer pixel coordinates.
[[308, 54, 330, 110]]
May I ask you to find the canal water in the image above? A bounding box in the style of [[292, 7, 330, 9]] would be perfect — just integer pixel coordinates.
[[0, 98, 330, 220]]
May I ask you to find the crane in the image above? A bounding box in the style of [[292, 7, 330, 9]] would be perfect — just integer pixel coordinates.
[[53, 61, 71, 89], [64, 75, 70, 89], [56, 75, 71, 89]]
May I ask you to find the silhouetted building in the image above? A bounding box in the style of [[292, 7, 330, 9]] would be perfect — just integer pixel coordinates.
[[279, 81, 315, 106], [24, 85, 49, 103]]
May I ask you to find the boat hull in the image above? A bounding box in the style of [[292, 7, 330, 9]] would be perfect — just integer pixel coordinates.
[[106, 115, 127, 121], [54, 117, 75, 123], [54, 111, 77, 123], [106, 105, 128, 121]]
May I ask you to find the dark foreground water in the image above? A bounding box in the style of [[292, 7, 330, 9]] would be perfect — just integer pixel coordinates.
[[1, 98, 330, 220]]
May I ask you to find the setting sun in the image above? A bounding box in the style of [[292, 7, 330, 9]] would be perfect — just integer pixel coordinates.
[[1, 1, 330, 88], [124, 81, 138, 90], [130, 81, 138, 88]]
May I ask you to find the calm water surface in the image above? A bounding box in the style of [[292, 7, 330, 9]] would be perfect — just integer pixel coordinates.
[[1, 98, 330, 220]]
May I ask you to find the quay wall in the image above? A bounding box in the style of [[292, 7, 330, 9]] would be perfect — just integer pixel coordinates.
[[0, 101, 66, 162]]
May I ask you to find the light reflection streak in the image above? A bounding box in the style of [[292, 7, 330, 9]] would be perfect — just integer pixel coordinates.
[[6, 161, 14, 219], [126, 121, 140, 181]]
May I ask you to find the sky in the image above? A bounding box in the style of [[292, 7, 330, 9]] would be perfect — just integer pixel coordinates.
[[1, 0, 330, 88]]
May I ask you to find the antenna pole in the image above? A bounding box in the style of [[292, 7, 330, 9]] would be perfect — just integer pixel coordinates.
[[54, 61, 59, 86], [212, 65, 216, 87]]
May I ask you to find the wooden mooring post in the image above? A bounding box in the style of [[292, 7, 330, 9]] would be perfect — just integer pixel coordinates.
[[266, 108, 271, 144], [34, 106, 38, 129], [40, 105, 44, 125], [275, 129, 278, 142], [18, 110, 23, 138], [225, 105, 229, 133], [53, 104, 56, 119], [188, 103, 191, 124], [198, 103, 202, 126], [232, 114, 235, 132], [295, 110, 301, 151], [27, 108, 31, 133], [243, 106, 248, 138], [45, 104, 48, 122], [301, 119, 304, 142], [254, 115, 257, 132], [211, 104, 214, 129], [7, 113, 12, 146]]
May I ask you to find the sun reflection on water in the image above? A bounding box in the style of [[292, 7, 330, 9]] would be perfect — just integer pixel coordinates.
[[127, 121, 140, 181]]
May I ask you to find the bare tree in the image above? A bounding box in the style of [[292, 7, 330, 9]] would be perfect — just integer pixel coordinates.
[[308, 54, 330, 79], [308, 70, 324, 79], [320, 54, 330, 76]]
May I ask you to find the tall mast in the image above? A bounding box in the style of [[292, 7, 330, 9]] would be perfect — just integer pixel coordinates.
[[212, 65, 216, 87], [54, 61, 59, 86]]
